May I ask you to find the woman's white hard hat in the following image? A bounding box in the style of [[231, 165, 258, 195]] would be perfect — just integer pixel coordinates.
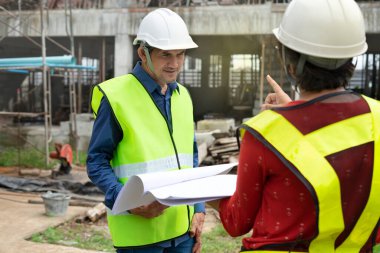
[[273, 0, 368, 60], [133, 8, 198, 50]]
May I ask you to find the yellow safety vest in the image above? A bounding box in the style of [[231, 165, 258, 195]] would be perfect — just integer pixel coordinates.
[[240, 95, 380, 253], [91, 74, 195, 247]]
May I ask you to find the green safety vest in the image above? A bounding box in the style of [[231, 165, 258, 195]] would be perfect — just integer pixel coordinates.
[[91, 74, 195, 247], [240, 95, 380, 253]]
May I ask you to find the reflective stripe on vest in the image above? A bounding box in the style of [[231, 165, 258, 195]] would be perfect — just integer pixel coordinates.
[[336, 96, 380, 253], [91, 74, 195, 247], [113, 154, 193, 178], [242, 95, 380, 253], [242, 251, 306, 253]]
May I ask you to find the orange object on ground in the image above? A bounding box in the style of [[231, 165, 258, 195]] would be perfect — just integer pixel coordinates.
[[49, 143, 73, 165], [49, 143, 73, 175]]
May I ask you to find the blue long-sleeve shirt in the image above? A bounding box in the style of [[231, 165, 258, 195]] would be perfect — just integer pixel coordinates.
[[86, 62, 204, 248]]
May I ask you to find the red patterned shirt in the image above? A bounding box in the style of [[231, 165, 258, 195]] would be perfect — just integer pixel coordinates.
[[219, 94, 378, 252]]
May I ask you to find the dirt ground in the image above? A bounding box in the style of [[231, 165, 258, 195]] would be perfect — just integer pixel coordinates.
[[74, 205, 220, 232], [50, 207, 221, 253], [0, 165, 220, 253]]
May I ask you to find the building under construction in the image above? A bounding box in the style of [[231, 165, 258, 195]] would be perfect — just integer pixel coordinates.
[[1, 0, 380, 118], [0, 0, 380, 164]]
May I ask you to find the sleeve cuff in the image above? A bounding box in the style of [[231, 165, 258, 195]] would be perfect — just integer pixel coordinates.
[[194, 202, 206, 213]]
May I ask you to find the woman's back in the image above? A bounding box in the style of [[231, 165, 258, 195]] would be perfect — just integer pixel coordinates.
[[219, 92, 377, 252]]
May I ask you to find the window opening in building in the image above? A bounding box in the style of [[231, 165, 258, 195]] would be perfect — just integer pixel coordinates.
[[229, 54, 260, 106], [178, 55, 202, 88], [209, 55, 222, 88], [350, 54, 380, 99]]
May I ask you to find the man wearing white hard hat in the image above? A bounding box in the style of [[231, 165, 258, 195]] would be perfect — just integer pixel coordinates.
[[87, 8, 204, 253], [208, 0, 380, 252]]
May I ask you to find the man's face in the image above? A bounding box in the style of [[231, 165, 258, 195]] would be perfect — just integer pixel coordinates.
[[144, 48, 186, 86]]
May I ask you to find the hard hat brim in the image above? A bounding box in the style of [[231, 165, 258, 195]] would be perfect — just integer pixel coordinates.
[[133, 38, 198, 50], [273, 27, 368, 59]]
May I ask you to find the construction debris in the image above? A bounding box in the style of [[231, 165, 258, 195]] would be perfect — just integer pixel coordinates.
[[199, 131, 239, 166], [197, 118, 236, 133], [86, 202, 106, 222], [209, 137, 239, 159], [196, 117, 240, 165], [27, 198, 96, 207]]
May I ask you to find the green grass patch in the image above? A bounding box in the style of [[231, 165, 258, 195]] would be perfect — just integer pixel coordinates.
[[0, 147, 53, 169], [29, 222, 114, 252], [75, 149, 87, 165], [0, 146, 87, 169], [30, 227, 65, 244], [29, 219, 245, 253], [203, 223, 246, 253], [30, 218, 380, 253]]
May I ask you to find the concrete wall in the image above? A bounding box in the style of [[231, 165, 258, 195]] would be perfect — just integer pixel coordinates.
[[2, 4, 379, 36], [1, 3, 379, 75]]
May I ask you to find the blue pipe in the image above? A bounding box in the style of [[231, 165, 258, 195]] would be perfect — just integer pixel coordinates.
[[4, 69, 29, 74], [0, 55, 97, 70], [47, 64, 97, 70], [0, 55, 76, 67]]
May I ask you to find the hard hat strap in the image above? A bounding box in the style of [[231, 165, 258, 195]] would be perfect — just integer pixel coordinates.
[[282, 45, 299, 93], [142, 42, 155, 74], [296, 54, 307, 76], [307, 56, 350, 70]]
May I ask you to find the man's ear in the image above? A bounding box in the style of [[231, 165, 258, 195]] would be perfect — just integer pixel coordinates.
[[137, 47, 146, 62]]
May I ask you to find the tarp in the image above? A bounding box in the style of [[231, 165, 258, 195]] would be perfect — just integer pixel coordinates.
[[0, 175, 102, 195]]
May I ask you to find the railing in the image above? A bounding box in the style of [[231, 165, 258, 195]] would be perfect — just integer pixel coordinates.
[[0, 0, 104, 10], [121, 0, 287, 7]]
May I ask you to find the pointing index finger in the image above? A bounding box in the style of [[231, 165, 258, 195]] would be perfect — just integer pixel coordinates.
[[266, 74, 282, 93]]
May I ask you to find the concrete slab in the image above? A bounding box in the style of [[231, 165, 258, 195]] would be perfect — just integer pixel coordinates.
[[0, 188, 103, 253], [197, 118, 235, 133]]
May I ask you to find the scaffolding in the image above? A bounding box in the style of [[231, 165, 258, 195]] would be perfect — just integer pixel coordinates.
[[0, 56, 97, 169], [0, 1, 98, 169]]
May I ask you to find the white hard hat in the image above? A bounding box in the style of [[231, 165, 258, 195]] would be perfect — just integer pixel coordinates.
[[273, 0, 368, 59], [133, 8, 198, 50]]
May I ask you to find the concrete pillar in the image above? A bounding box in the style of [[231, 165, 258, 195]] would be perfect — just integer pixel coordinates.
[[114, 33, 133, 77]]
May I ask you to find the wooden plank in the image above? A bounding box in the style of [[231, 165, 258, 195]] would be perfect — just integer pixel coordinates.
[[211, 146, 239, 157], [28, 199, 95, 207], [86, 202, 106, 222], [213, 137, 237, 145], [208, 142, 238, 151]]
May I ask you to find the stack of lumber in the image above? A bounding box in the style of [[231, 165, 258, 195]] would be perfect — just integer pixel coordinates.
[[209, 137, 239, 162], [200, 134, 239, 166]]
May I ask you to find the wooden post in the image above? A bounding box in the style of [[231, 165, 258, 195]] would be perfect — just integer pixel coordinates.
[[259, 43, 266, 106]]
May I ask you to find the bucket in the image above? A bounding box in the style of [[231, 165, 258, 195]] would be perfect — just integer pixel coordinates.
[[41, 191, 71, 216]]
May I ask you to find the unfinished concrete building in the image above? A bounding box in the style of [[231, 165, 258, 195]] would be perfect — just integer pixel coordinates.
[[1, 0, 380, 122]]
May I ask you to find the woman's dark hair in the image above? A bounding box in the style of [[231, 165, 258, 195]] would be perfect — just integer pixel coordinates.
[[284, 47, 356, 92]]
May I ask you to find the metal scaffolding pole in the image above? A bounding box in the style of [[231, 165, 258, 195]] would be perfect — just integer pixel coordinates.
[[69, 70, 78, 164], [40, 0, 51, 169]]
